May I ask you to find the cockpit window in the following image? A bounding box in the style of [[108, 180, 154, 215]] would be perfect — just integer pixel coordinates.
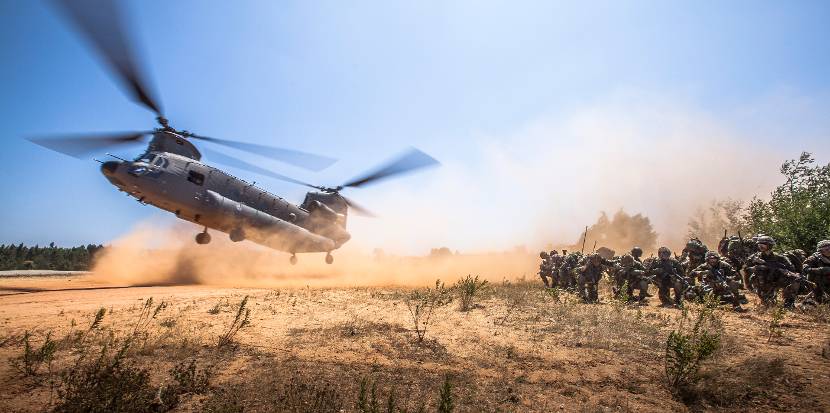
[[153, 157, 166, 167], [136, 153, 157, 164], [128, 166, 150, 177], [188, 171, 205, 186]]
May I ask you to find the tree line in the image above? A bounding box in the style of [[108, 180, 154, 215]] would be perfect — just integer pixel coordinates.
[[0, 243, 105, 271], [688, 151, 830, 252]]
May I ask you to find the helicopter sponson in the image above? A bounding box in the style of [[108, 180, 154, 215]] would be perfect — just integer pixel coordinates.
[[202, 190, 339, 253]]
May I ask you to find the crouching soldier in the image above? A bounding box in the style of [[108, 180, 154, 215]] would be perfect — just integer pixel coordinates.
[[611, 254, 649, 302], [647, 247, 688, 308], [538, 251, 553, 288], [803, 240, 830, 303], [745, 236, 804, 308], [692, 252, 744, 311], [575, 253, 611, 303]]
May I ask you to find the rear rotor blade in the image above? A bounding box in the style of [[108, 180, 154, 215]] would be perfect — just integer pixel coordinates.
[[189, 134, 337, 172], [52, 0, 163, 115], [200, 147, 319, 189], [341, 147, 439, 188], [27, 132, 149, 159], [342, 196, 376, 218]]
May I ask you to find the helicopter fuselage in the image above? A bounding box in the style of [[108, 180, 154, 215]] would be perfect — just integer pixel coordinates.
[[99, 132, 351, 256]]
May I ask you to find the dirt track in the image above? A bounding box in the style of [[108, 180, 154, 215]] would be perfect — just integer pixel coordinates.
[[1, 275, 829, 412]]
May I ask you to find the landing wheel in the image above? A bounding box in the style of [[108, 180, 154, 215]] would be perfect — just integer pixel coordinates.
[[195, 230, 211, 245], [229, 228, 245, 242], [325, 253, 334, 264], [290, 254, 297, 265]]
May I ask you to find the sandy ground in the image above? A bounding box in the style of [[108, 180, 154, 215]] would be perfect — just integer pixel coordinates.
[[1, 275, 829, 412]]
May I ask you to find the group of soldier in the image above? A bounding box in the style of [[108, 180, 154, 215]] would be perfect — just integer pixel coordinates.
[[538, 235, 830, 311]]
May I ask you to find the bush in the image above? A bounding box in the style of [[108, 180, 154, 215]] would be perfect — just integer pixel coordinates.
[[437, 375, 454, 413], [745, 152, 830, 252], [664, 301, 722, 396], [404, 280, 452, 343], [453, 274, 489, 312], [14, 330, 57, 377], [218, 296, 251, 348], [54, 340, 156, 413]]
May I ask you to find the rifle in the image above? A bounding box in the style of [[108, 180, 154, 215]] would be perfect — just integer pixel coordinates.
[[581, 226, 588, 254]]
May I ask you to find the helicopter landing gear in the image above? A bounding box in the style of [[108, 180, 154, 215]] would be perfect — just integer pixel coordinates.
[[229, 228, 245, 242], [195, 229, 211, 245], [290, 254, 297, 265], [325, 252, 334, 264]]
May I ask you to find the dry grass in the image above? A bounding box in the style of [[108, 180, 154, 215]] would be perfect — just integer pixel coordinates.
[[0, 276, 828, 412]]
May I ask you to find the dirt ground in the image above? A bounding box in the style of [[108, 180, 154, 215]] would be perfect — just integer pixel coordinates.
[[1, 274, 829, 412]]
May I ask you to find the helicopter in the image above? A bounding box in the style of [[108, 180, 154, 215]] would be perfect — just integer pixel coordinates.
[[27, 1, 439, 265]]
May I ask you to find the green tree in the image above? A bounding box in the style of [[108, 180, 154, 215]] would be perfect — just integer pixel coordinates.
[[745, 152, 830, 252]]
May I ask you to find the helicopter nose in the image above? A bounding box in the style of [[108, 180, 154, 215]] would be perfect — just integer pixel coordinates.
[[101, 161, 120, 175]]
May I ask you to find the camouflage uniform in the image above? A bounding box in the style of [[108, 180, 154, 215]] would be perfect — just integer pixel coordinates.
[[681, 238, 708, 284], [611, 254, 649, 302], [691, 252, 743, 310], [745, 236, 802, 308], [548, 251, 564, 288], [802, 240, 830, 303], [558, 252, 581, 290], [538, 251, 552, 288], [575, 253, 611, 303], [647, 247, 687, 307]]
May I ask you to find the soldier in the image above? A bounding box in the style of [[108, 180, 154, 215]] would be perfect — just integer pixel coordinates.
[[548, 250, 564, 288], [745, 236, 803, 308], [611, 254, 649, 302], [803, 240, 830, 303], [692, 251, 744, 311], [558, 251, 581, 290], [538, 251, 552, 288], [647, 247, 687, 307], [574, 253, 611, 303], [630, 246, 644, 263], [681, 238, 708, 284]]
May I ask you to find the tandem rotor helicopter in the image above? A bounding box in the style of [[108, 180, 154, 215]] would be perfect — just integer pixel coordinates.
[[27, 1, 439, 265]]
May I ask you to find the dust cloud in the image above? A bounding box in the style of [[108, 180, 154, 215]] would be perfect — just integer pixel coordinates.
[[348, 90, 809, 253], [91, 222, 536, 288], [93, 90, 823, 286]]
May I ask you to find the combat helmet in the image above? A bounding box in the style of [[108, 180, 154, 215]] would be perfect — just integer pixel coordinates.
[[705, 251, 720, 260], [817, 240, 830, 250], [539, 251, 549, 259], [630, 246, 643, 258], [756, 235, 776, 247]]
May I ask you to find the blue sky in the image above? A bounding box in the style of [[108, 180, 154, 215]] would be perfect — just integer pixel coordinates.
[[1, 1, 829, 252]]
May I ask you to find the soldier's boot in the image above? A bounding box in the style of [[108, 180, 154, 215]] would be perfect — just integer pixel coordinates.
[[540, 274, 549, 288], [783, 283, 800, 309], [588, 284, 599, 303], [658, 283, 673, 307]]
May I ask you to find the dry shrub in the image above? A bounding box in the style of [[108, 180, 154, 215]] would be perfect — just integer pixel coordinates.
[[453, 274, 489, 312], [218, 296, 251, 348], [404, 280, 452, 343]]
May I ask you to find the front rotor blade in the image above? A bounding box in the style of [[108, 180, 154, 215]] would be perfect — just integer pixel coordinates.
[[27, 132, 149, 159], [52, 0, 163, 115], [342, 196, 376, 218], [190, 135, 337, 172], [341, 147, 439, 188], [200, 147, 318, 189]]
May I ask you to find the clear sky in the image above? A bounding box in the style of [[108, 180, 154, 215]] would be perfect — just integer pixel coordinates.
[[1, 1, 829, 253]]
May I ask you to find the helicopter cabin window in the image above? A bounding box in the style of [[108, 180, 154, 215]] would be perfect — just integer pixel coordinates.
[[187, 171, 205, 186]]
